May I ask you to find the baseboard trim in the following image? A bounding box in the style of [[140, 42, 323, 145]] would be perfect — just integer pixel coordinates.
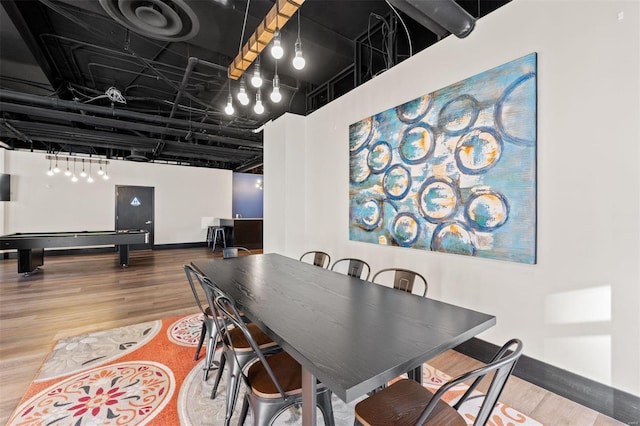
[[454, 337, 639, 424]]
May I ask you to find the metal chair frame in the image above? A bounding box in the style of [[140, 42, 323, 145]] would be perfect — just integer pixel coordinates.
[[371, 267, 428, 297], [299, 250, 331, 268], [354, 339, 523, 426], [214, 294, 335, 426], [202, 279, 280, 426], [331, 257, 371, 280]]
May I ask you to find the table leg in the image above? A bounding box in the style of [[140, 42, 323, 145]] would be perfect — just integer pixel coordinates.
[[301, 367, 317, 426], [118, 244, 129, 267]]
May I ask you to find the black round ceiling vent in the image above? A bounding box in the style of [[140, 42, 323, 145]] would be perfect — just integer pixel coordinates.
[[99, 0, 200, 42]]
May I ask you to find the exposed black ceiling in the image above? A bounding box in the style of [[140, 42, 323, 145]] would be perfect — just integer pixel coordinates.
[[0, 0, 510, 172]]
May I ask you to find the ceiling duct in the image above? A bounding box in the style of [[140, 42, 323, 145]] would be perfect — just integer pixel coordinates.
[[99, 0, 200, 41], [126, 149, 150, 162], [387, 0, 475, 38]]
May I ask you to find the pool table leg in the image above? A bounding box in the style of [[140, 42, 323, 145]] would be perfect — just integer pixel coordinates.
[[118, 244, 129, 267]]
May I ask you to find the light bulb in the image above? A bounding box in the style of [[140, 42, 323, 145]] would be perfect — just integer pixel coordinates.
[[97, 161, 104, 175], [103, 173, 109, 180], [47, 168, 54, 176], [271, 30, 284, 59], [270, 74, 282, 103], [225, 94, 234, 115], [64, 159, 71, 176], [87, 175, 94, 183], [237, 80, 249, 106], [254, 89, 264, 114], [53, 162, 60, 173], [71, 175, 78, 182], [251, 63, 263, 88], [293, 39, 305, 70]]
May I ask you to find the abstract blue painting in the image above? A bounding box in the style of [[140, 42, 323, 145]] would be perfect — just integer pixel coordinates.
[[349, 53, 537, 264]]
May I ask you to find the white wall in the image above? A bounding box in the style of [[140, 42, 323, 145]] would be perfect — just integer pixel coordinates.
[[264, 0, 640, 395], [2, 150, 232, 245]]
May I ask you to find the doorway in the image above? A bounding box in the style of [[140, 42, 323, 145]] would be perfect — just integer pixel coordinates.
[[115, 185, 154, 250]]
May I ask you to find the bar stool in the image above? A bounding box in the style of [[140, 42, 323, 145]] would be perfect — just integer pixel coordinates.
[[209, 226, 226, 252]]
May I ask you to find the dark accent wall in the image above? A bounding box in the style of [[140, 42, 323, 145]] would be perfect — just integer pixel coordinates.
[[232, 172, 264, 218]]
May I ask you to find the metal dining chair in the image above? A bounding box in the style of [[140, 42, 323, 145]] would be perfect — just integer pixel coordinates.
[[354, 339, 523, 426], [183, 264, 223, 380], [201, 278, 281, 426], [330, 257, 371, 280], [299, 250, 331, 268], [371, 267, 428, 297], [214, 293, 336, 426]]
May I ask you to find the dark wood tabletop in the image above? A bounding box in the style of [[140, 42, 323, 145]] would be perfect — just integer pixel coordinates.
[[192, 253, 496, 404]]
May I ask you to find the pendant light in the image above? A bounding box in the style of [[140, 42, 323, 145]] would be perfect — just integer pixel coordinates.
[[250, 58, 263, 88], [237, 77, 250, 106], [46, 158, 54, 176], [271, 1, 284, 59], [270, 60, 282, 103], [53, 156, 61, 174], [64, 158, 72, 176], [103, 162, 110, 180], [254, 89, 264, 114], [71, 158, 78, 182], [225, 79, 235, 115], [292, 12, 305, 70], [80, 158, 87, 178], [87, 161, 94, 183]]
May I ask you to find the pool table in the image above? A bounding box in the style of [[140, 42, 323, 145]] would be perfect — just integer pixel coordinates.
[[0, 230, 150, 274]]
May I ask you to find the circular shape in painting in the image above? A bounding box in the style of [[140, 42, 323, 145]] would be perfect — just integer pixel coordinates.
[[418, 177, 460, 223], [455, 128, 503, 175], [437, 94, 480, 136], [395, 95, 432, 124], [349, 116, 374, 154], [382, 164, 412, 200], [399, 124, 436, 165], [391, 213, 420, 247], [495, 72, 536, 146], [431, 221, 476, 256], [358, 199, 382, 231], [367, 141, 393, 174], [464, 189, 509, 231]]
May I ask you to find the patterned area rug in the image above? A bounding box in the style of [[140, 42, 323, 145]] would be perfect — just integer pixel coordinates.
[[8, 314, 543, 425]]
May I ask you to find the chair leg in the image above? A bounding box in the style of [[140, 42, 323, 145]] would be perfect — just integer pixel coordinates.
[[237, 394, 250, 426], [318, 390, 335, 426], [203, 326, 218, 381], [225, 360, 243, 426], [211, 352, 227, 399], [194, 321, 206, 361]]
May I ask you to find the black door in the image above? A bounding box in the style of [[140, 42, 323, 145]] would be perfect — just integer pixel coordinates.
[[115, 185, 154, 250]]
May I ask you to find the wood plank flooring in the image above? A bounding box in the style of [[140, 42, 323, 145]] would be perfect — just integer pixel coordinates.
[[0, 248, 625, 425]]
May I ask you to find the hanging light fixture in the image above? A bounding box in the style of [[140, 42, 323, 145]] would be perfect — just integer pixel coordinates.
[[64, 158, 72, 176], [237, 77, 250, 106], [97, 160, 104, 175], [271, 0, 284, 59], [87, 161, 94, 183], [250, 58, 263, 88], [270, 60, 282, 103], [71, 159, 78, 182], [292, 12, 305, 70], [46, 157, 54, 176], [103, 162, 110, 180], [224, 79, 235, 115], [254, 88, 264, 114], [53, 156, 61, 174], [80, 158, 87, 178]]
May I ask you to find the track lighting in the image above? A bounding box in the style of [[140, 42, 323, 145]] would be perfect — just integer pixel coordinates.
[[237, 78, 250, 106], [254, 89, 264, 114]]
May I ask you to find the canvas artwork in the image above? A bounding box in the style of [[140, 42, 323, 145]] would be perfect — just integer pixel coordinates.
[[349, 53, 537, 264]]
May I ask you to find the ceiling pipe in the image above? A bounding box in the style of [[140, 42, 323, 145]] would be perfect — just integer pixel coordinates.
[[169, 57, 198, 119], [387, 0, 475, 38], [0, 89, 261, 142]]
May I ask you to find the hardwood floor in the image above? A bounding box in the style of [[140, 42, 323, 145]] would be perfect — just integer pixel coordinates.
[[0, 248, 625, 425]]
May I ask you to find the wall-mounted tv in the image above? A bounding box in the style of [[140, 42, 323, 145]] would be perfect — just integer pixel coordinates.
[[0, 173, 10, 201]]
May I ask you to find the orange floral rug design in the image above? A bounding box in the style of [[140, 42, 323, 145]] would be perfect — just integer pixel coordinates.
[[8, 314, 543, 425]]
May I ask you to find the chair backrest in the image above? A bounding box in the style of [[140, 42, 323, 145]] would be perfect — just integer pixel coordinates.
[[299, 251, 331, 268], [183, 264, 211, 317], [223, 247, 252, 258], [211, 291, 289, 400], [331, 258, 371, 280], [416, 339, 524, 426], [371, 268, 428, 297]]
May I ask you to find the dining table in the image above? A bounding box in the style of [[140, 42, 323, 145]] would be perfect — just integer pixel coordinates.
[[192, 253, 496, 426]]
